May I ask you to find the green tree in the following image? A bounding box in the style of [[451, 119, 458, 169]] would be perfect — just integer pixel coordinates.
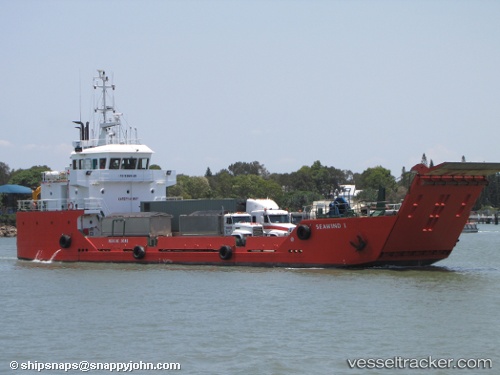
[[167, 174, 188, 198], [397, 166, 412, 200], [232, 175, 282, 201], [9, 166, 51, 189], [228, 161, 269, 177], [147, 159, 409, 205], [184, 176, 211, 199], [284, 161, 352, 198], [475, 173, 500, 209], [209, 169, 234, 198], [167, 175, 211, 199], [357, 166, 396, 190], [310, 161, 332, 197], [0, 162, 11, 185], [421, 153, 428, 166], [356, 166, 397, 202], [281, 190, 323, 212], [285, 167, 316, 192]]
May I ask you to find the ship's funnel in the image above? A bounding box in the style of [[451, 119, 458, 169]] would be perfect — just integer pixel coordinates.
[[73, 121, 84, 140]]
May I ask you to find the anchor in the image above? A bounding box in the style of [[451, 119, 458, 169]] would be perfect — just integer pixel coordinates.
[[350, 235, 367, 251]]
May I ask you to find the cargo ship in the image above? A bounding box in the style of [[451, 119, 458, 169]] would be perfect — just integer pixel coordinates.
[[16, 70, 500, 267]]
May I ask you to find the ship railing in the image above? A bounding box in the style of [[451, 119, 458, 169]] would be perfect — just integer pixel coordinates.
[[82, 198, 111, 216], [18, 199, 71, 212], [42, 171, 69, 183], [74, 136, 142, 150], [302, 200, 401, 219], [355, 201, 401, 217], [17, 197, 109, 214]]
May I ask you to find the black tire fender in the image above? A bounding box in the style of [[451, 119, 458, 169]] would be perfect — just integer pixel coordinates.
[[59, 234, 72, 249], [219, 245, 233, 260], [133, 245, 146, 260], [297, 225, 311, 240]]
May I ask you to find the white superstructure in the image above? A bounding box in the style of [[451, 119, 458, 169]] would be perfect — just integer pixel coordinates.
[[22, 70, 176, 221]]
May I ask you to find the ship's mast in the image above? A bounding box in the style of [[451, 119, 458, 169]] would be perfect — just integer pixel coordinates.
[[94, 70, 121, 146]]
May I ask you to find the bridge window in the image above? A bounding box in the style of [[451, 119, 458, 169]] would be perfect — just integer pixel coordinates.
[[99, 158, 106, 169], [138, 158, 149, 170], [121, 158, 137, 170], [110, 158, 120, 169]]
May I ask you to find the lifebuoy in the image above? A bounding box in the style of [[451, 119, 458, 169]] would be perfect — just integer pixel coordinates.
[[297, 225, 311, 240], [133, 245, 146, 259], [219, 245, 233, 260], [59, 234, 72, 249], [68, 202, 74, 210]]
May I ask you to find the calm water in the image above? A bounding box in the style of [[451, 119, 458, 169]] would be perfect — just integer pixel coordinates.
[[1, 226, 499, 374]]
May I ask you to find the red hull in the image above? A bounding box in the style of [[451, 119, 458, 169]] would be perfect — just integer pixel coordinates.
[[16, 163, 499, 267]]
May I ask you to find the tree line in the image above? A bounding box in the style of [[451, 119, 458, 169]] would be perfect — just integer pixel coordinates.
[[1, 158, 499, 212], [167, 161, 407, 211]]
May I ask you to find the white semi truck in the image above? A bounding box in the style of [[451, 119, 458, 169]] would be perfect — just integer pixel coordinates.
[[246, 198, 296, 236], [179, 211, 264, 239]]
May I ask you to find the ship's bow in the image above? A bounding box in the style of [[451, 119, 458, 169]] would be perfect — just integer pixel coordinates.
[[378, 162, 500, 266]]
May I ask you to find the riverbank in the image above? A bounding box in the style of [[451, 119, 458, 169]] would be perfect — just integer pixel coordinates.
[[0, 225, 16, 237]]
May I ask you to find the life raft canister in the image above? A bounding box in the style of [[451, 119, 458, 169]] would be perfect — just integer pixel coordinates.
[[296, 225, 311, 240], [59, 234, 72, 249], [219, 245, 233, 260], [133, 245, 146, 260]]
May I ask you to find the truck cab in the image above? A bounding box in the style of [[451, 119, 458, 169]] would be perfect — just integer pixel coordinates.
[[224, 212, 264, 237], [246, 198, 296, 237]]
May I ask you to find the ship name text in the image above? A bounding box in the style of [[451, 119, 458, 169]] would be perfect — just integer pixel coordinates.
[[108, 238, 129, 244], [315, 222, 345, 230]]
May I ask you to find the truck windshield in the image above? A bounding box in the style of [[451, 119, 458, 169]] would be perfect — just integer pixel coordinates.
[[267, 214, 290, 223], [233, 216, 251, 223]]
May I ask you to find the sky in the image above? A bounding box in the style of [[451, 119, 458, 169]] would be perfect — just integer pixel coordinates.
[[1, 0, 499, 178]]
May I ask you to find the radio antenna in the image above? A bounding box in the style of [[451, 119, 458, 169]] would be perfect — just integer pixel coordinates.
[[79, 70, 82, 122]]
